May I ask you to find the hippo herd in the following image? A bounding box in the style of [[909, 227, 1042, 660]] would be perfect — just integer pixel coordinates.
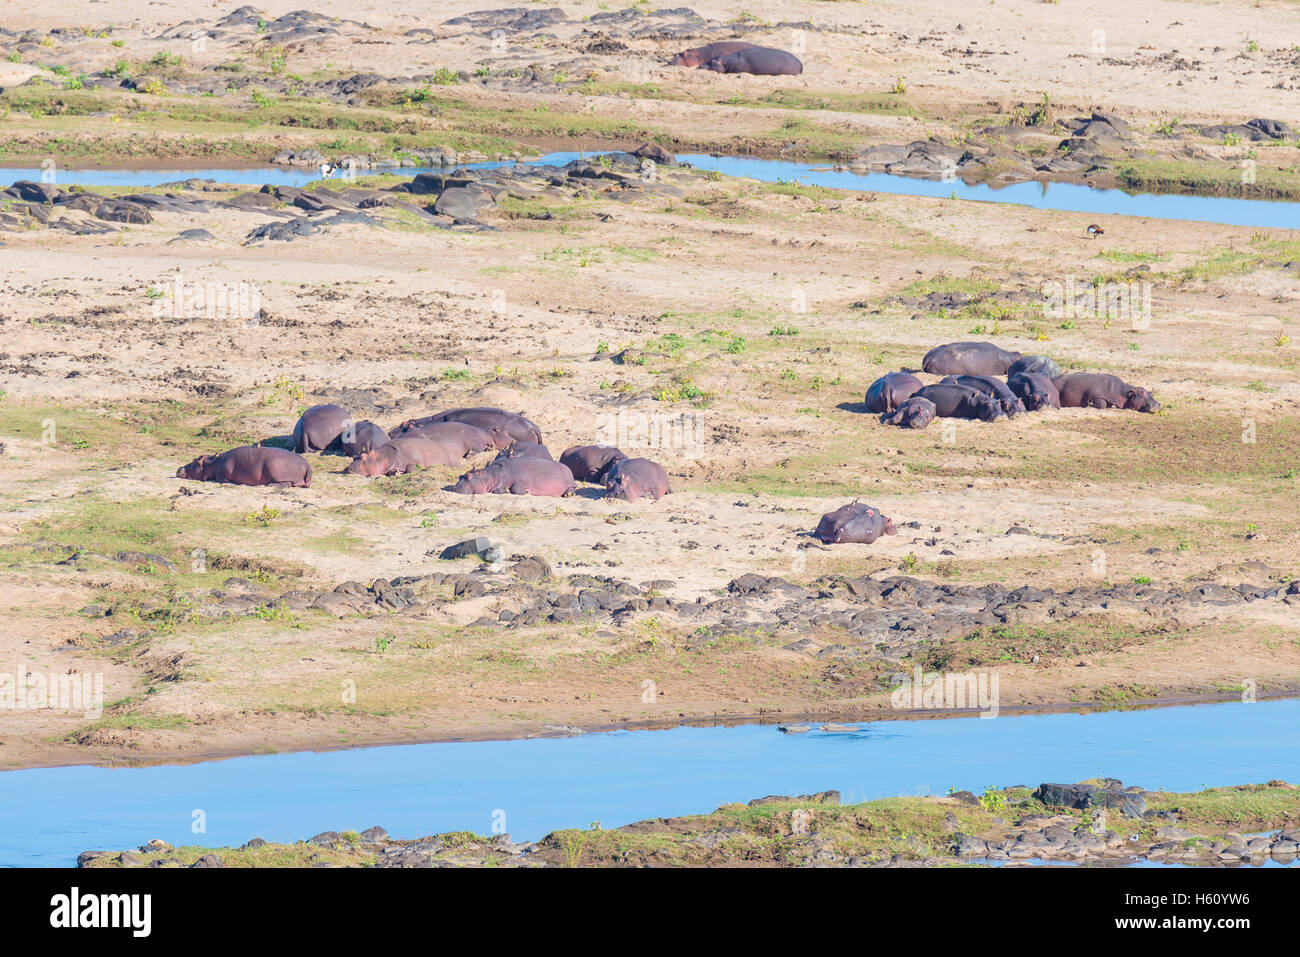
[[172, 341, 1162, 554], [176, 404, 672, 502], [868, 341, 1160, 429], [671, 41, 803, 75]]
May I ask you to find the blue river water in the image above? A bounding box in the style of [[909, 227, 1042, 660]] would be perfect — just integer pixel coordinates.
[[678, 154, 1300, 231], [3, 151, 1297, 229], [2, 698, 1296, 867]]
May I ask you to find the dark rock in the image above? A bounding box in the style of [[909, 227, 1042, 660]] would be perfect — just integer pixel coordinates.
[[440, 537, 493, 560]]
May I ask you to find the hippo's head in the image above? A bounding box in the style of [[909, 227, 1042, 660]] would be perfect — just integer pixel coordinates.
[[974, 395, 1005, 422], [1125, 387, 1160, 413], [858, 506, 898, 539], [345, 447, 395, 477], [702, 58, 728, 73], [1001, 397, 1028, 418], [1020, 389, 1051, 412], [451, 467, 496, 495], [176, 455, 211, 480], [605, 470, 634, 500], [882, 397, 935, 429], [671, 50, 703, 67]]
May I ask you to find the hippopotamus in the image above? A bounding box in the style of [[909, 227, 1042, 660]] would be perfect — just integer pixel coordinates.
[[1007, 372, 1061, 411], [671, 41, 760, 68], [413, 408, 542, 449], [704, 47, 803, 76], [560, 444, 628, 483], [941, 374, 1027, 418], [336, 420, 389, 457], [292, 404, 352, 453], [450, 458, 576, 497], [390, 419, 497, 457], [880, 395, 937, 429], [1007, 354, 1063, 380], [604, 457, 671, 502], [1053, 373, 1160, 412], [177, 446, 312, 487], [864, 371, 925, 414], [814, 503, 897, 545], [493, 440, 553, 463], [922, 341, 1022, 376], [915, 383, 1005, 421], [344, 436, 462, 476]]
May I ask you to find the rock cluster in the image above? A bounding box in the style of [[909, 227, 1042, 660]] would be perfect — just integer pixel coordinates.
[[0, 150, 681, 238], [31, 531, 1294, 667]]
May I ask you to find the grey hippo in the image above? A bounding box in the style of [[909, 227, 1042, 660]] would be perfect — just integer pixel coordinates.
[[922, 341, 1022, 376], [814, 503, 897, 544], [177, 446, 312, 487], [865, 371, 924, 414]]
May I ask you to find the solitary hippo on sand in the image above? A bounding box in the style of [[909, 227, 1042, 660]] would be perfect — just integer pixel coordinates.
[[1007, 372, 1061, 411], [560, 444, 627, 483], [292, 404, 352, 453], [941, 374, 1027, 418], [814, 503, 897, 544], [336, 420, 389, 457], [1008, 354, 1063, 380], [704, 47, 803, 76], [604, 457, 671, 502], [450, 458, 576, 496], [1053, 373, 1160, 412], [879, 395, 937, 429], [413, 408, 542, 449], [922, 341, 1022, 376], [390, 419, 496, 457], [345, 436, 462, 476], [493, 441, 553, 463], [864, 371, 924, 414], [915, 383, 1005, 421], [177, 446, 312, 487], [671, 41, 759, 68]]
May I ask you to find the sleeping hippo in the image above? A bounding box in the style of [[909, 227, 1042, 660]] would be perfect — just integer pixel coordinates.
[[413, 408, 542, 449], [560, 444, 627, 483], [1008, 354, 1063, 380], [671, 41, 760, 68], [177, 446, 312, 487], [880, 395, 937, 429], [914, 383, 1005, 421], [493, 440, 553, 463], [604, 458, 671, 502], [344, 436, 462, 476], [941, 374, 1027, 418], [1053, 373, 1160, 412], [336, 420, 389, 457], [292, 404, 352, 453], [450, 458, 576, 496], [390, 419, 497, 457], [704, 47, 803, 75], [814, 503, 897, 545], [1007, 372, 1061, 411], [922, 341, 1022, 376], [865, 371, 925, 414]]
